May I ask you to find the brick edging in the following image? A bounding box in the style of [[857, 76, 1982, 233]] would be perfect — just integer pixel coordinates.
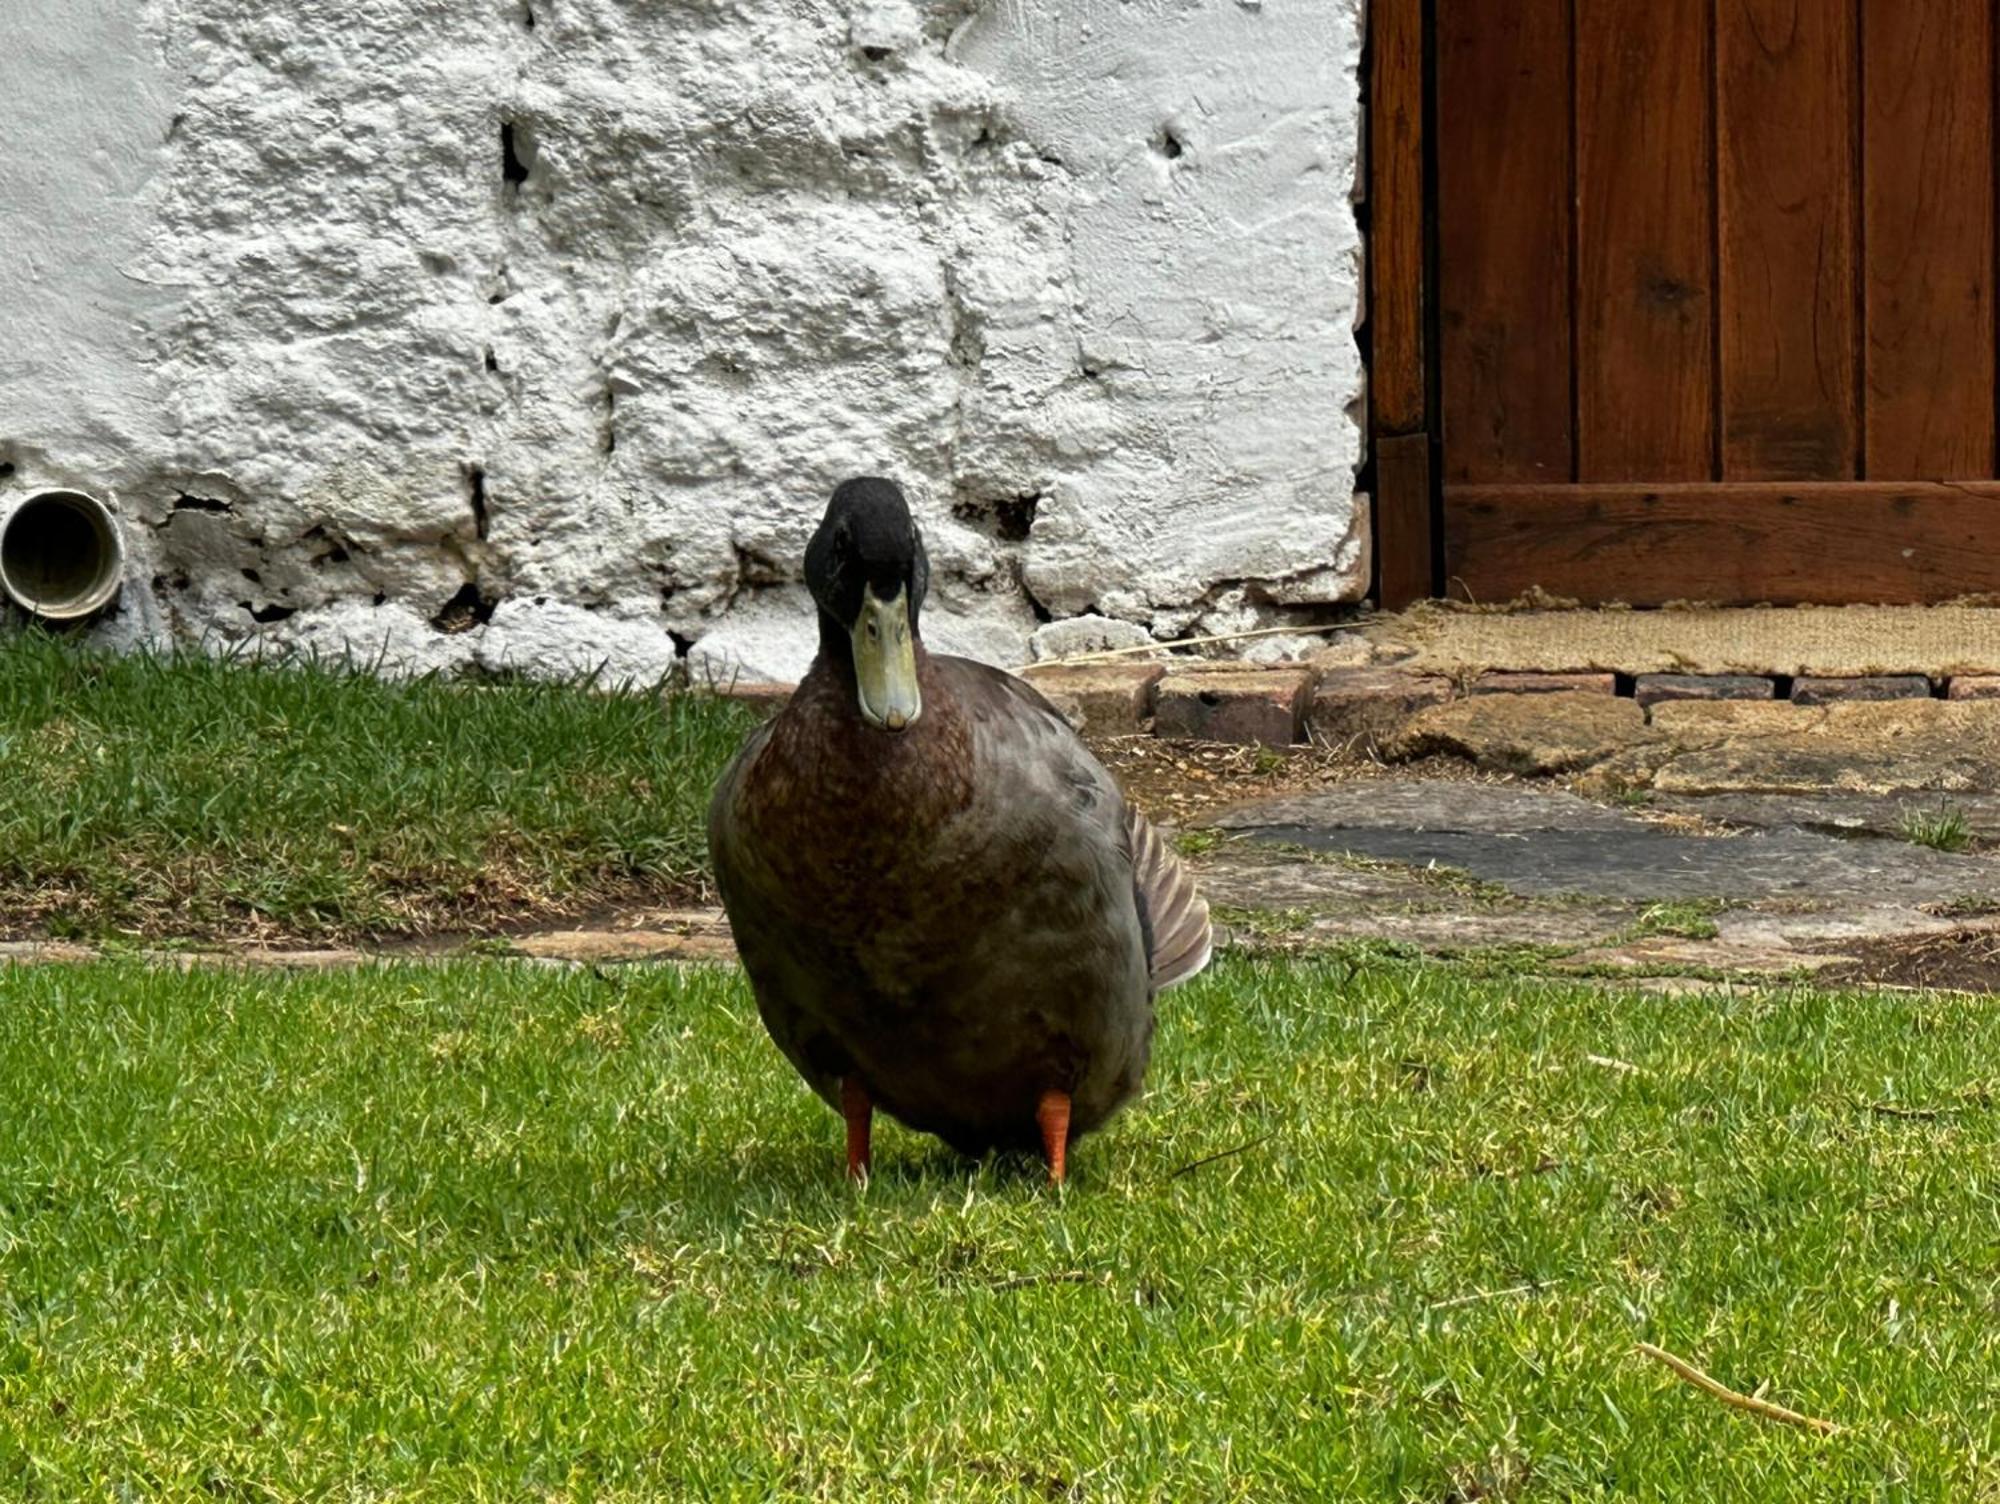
[[710, 663, 1998, 749]]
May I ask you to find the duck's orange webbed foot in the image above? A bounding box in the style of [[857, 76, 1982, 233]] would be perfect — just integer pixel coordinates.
[[841, 1075, 873, 1182], [1036, 1088, 1072, 1184]]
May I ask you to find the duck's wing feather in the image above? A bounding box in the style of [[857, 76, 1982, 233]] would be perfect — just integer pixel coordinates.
[[1123, 800, 1213, 990], [947, 659, 1212, 993]]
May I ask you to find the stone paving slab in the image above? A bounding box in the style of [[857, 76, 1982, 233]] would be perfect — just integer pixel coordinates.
[[1296, 907, 1636, 951], [1525, 697, 2000, 796], [0, 941, 379, 970], [1209, 780, 2000, 904], [0, 941, 99, 965], [1185, 774, 2000, 984], [508, 932, 736, 963], [1552, 935, 1848, 977], [1713, 907, 1995, 947], [1195, 842, 1465, 909], [1649, 791, 2000, 844], [1629, 700, 2000, 796], [1211, 781, 1634, 834], [507, 910, 738, 964], [1234, 823, 1999, 904]]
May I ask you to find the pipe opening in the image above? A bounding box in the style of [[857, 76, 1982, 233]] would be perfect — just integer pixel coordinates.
[[1, 490, 125, 620]]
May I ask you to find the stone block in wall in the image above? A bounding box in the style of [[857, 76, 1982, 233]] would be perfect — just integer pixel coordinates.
[[1790, 676, 1932, 705], [1946, 676, 2000, 701], [1471, 671, 1617, 695], [1309, 668, 1452, 752], [1153, 669, 1317, 748], [1633, 673, 1775, 707], [1018, 663, 1166, 735]]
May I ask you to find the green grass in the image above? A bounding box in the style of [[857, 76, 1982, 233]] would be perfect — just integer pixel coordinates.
[[1625, 901, 1724, 943], [1172, 828, 1227, 859], [1211, 903, 1315, 939], [1900, 803, 1973, 854], [1, 956, 1996, 1499], [0, 633, 754, 941]]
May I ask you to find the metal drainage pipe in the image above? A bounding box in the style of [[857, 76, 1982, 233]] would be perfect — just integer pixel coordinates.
[[0, 489, 126, 621]]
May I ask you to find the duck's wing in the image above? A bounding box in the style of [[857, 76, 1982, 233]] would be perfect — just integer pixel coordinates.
[[946, 658, 1212, 993], [1123, 799, 1213, 990]]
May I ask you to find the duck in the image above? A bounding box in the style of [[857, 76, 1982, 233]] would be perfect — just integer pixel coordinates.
[[707, 477, 1212, 1182]]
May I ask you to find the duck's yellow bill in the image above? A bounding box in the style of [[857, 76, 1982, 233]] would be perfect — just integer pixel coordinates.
[[852, 587, 921, 732]]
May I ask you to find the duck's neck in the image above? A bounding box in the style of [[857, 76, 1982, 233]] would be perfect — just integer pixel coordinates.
[[770, 644, 968, 827], [814, 607, 857, 686]]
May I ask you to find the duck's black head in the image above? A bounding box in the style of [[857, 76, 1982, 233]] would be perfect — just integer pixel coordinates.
[[804, 477, 930, 732]]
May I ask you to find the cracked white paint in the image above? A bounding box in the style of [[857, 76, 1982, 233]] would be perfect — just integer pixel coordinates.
[[0, 0, 1366, 682]]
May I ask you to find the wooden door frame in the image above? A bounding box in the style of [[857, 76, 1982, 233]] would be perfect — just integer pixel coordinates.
[[1366, 0, 1439, 608]]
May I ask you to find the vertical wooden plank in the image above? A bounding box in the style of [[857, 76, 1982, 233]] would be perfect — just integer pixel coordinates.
[[1369, 0, 1427, 437], [1436, 0, 1573, 484], [1373, 433, 1434, 607], [1862, 0, 1993, 478], [1717, 0, 1858, 479], [1368, 0, 1435, 605], [1574, 0, 1714, 480]]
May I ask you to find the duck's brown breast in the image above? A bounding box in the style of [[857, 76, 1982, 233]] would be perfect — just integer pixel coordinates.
[[735, 660, 984, 978]]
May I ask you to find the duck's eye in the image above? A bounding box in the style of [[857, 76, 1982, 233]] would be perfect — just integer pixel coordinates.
[[866, 618, 880, 641]]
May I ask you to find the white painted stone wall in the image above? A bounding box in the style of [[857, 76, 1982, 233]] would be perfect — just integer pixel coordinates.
[[1, 0, 1366, 683]]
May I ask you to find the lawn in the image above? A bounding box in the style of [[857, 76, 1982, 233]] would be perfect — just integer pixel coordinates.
[[0, 633, 752, 941], [1, 955, 1994, 1500]]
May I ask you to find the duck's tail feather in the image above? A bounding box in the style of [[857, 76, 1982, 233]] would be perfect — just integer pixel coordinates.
[[1126, 805, 1213, 992]]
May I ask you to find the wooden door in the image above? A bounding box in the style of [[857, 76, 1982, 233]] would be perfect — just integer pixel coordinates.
[[1371, 0, 2000, 606]]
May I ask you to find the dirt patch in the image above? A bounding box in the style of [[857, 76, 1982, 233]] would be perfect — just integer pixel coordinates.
[[1091, 734, 1510, 828], [1816, 924, 2000, 992]]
